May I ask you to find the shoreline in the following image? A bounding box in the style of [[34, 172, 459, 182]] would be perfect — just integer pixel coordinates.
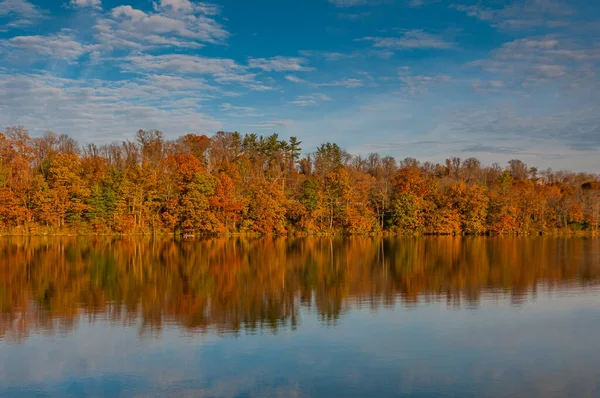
[[0, 229, 596, 238]]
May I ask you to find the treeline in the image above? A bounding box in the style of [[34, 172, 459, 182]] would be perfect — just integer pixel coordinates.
[[0, 126, 599, 235]]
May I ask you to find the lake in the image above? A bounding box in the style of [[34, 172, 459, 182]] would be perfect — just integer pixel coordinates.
[[1, 237, 599, 397]]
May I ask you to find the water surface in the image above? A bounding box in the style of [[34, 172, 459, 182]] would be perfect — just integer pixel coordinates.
[[1, 237, 599, 397]]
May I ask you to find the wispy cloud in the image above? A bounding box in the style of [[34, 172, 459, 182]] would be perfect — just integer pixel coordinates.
[[0, 0, 46, 27], [289, 93, 331, 106], [4, 30, 94, 62], [360, 29, 454, 50], [301, 49, 393, 61], [247, 56, 313, 72], [221, 103, 256, 112], [148, 74, 217, 92], [284, 75, 307, 83], [408, 0, 424, 6], [243, 120, 294, 130], [120, 54, 274, 91], [328, 0, 385, 7], [446, 105, 600, 151], [470, 36, 600, 88], [398, 67, 452, 94], [321, 52, 351, 60], [0, 71, 222, 142], [315, 78, 363, 88], [159, 0, 220, 15], [470, 80, 505, 93], [452, 0, 574, 31], [0, 0, 43, 17], [221, 103, 263, 117], [364, 139, 468, 150], [124, 54, 242, 75], [336, 11, 371, 20]]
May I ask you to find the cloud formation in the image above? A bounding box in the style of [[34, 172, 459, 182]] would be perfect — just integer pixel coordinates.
[[289, 93, 331, 107], [315, 78, 364, 88], [0, 71, 222, 142], [328, 0, 384, 7], [248, 56, 313, 72], [93, 1, 227, 52], [70, 0, 102, 9], [453, 0, 574, 31], [361, 30, 453, 50], [5, 30, 94, 61], [470, 35, 600, 88], [0, 0, 45, 27], [398, 67, 452, 94]]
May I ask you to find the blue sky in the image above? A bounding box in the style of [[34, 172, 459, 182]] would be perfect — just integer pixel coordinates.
[[0, 0, 599, 171]]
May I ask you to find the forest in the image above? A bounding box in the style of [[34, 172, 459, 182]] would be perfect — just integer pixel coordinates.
[[0, 126, 599, 235]]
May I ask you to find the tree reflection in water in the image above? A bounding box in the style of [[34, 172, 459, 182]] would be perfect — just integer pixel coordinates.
[[1, 237, 598, 343]]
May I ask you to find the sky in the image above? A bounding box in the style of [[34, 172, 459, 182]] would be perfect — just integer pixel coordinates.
[[0, 0, 599, 171]]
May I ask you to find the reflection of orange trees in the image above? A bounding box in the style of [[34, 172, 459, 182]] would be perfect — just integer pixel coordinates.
[[1, 237, 599, 342]]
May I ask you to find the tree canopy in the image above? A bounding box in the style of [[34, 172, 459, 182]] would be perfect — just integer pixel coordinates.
[[0, 126, 598, 235]]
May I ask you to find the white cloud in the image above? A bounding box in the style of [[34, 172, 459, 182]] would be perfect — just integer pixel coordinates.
[[408, 0, 440, 7], [471, 80, 505, 92], [322, 52, 350, 60], [4, 31, 94, 61], [0, 72, 222, 142], [300, 49, 393, 62], [221, 103, 256, 112], [299, 49, 356, 60], [158, 0, 219, 15], [226, 112, 264, 118], [289, 99, 317, 107], [470, 36, 600, 88], [122, 54, 273, 91], [445, 105, 600, 153], [369, 49, 394, 59], [336, 12, 371, 20], [328, 0, 383, 7], [0, 0, 45, 27], [315, 78, 363, 88], [243, 120, 294, 130], [94, 1, 227, 52], [221, 103, 263, 117], [248, 56, 313, 72], [111, 5, 146, 20], [70, 0, 101, 9], [534, 64, 566, 78], [147, 74, 217, 92], [284, 75, 307, 83], [312, 93, 332, 101], [159, 0, 193, 13], [125, 54, 241, 75], [357, 71, 374, 80], [289, 93, 331, 107], [398, 67, 452, 94], [361, 30, 453, 50], [452, 0, 574, 31], [0, 0, 43, 17]]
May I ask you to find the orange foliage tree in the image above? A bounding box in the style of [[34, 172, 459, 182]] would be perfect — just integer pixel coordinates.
[[0, 126, 598, 235]]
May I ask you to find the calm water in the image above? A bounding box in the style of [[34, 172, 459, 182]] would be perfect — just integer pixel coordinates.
[[1, 237, 600, 397]]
